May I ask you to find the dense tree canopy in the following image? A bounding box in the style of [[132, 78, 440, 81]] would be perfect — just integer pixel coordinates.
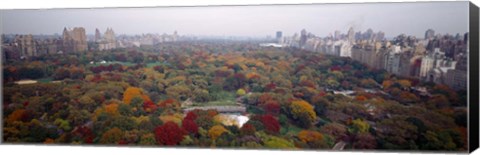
[[2, 43, 467, 151]]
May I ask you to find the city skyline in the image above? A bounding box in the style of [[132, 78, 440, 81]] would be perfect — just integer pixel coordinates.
[[1, 2, 469, 38]]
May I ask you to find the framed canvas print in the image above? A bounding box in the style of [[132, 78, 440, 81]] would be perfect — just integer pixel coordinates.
[[1, 0, 479, 154]]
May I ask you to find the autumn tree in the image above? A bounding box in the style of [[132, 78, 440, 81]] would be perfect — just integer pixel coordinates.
[[288, 100, 316, 128], [236, 88, 246, 96], [320, 123, 347, 141], [349, 118, 370, 133], [427, 94, 450, 109], [311, 95, 329, 116], [192, 88, 210, 102], [240, 123, 256, 136], [165, 84, 191, 101], [53, 67, 70, 80], [258, 132, 296, 149], [6, 109, 26, 123], [184, 111, 198, 121], [122, 87, 150, 104], [208, 125, 229, 140], [297, 130, 328, 148], [154, 121, 187, 145], [397, 79, 412, 89], [352, 132, 377, 149], [139, 133, 156, 145], [298, 130, 322, 141], [99, 127, 123, 144], [262, 102, 280, 115], [258, 114, 280, 134], [104, 103, 119, 116], [182, 119, 199, 135], [377, 116, 418, 149], [143, 100, 157, 113]]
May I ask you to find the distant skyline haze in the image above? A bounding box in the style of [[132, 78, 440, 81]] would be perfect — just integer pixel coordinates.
[[0, 1, 469, 38]]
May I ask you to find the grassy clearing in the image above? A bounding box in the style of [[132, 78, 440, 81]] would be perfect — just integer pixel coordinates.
[[37, 77, 53, 83], [146, 62, 164, 68], [191, 91, 238, 107]]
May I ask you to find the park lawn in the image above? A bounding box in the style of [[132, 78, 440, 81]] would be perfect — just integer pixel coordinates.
[[37, 77, 53, 83], [146, 62, 164, 68], [191, 91, 237, 107]]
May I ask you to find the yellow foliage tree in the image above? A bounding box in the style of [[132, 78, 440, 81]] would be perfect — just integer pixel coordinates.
[[133, 115, 150, 125], [208, 125, 228, 140], [397, 79, 412, 88], [351, 118, 370, 133], [236, 88, 246, 96], [159, 114, 183, 125], [289, 100, 316, 128]]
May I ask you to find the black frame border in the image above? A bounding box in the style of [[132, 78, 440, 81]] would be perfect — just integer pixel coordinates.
[[469, 1, 479, 153]]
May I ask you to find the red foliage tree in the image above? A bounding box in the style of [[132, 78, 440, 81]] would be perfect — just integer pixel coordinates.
[[182, 119, 199, 135], [143, 100, 157, 112], [154, 122, 187, 146], [265, 83, 277, 92], [330, 65, 342, 71], [91, 74, 103, 83], [184, 111, 198, 121], [262, 102, 280, 115], [118, 140, 128, 145], [74, 126, 94, 144], [240, 123, 256, 136], [259, 114, 280, 134], [158, 98, 180, 108]]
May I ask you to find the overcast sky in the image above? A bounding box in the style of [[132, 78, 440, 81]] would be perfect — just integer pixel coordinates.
[[0, 1, 469, 38]]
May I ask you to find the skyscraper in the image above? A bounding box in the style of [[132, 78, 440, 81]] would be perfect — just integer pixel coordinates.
[[425, 29, 435, 40], [347, 27, 355, 43], [300, 29, 307, 48], [276, 31, 282, 43], [276, 31, 282, 40]]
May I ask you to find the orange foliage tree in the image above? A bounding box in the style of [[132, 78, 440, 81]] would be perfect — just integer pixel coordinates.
[[122, 87, 151, 104], [297, 130, 323, 143], [105, 103, 119, 116], [6, 109, 26, 123], [355, 95, 367, 101]]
